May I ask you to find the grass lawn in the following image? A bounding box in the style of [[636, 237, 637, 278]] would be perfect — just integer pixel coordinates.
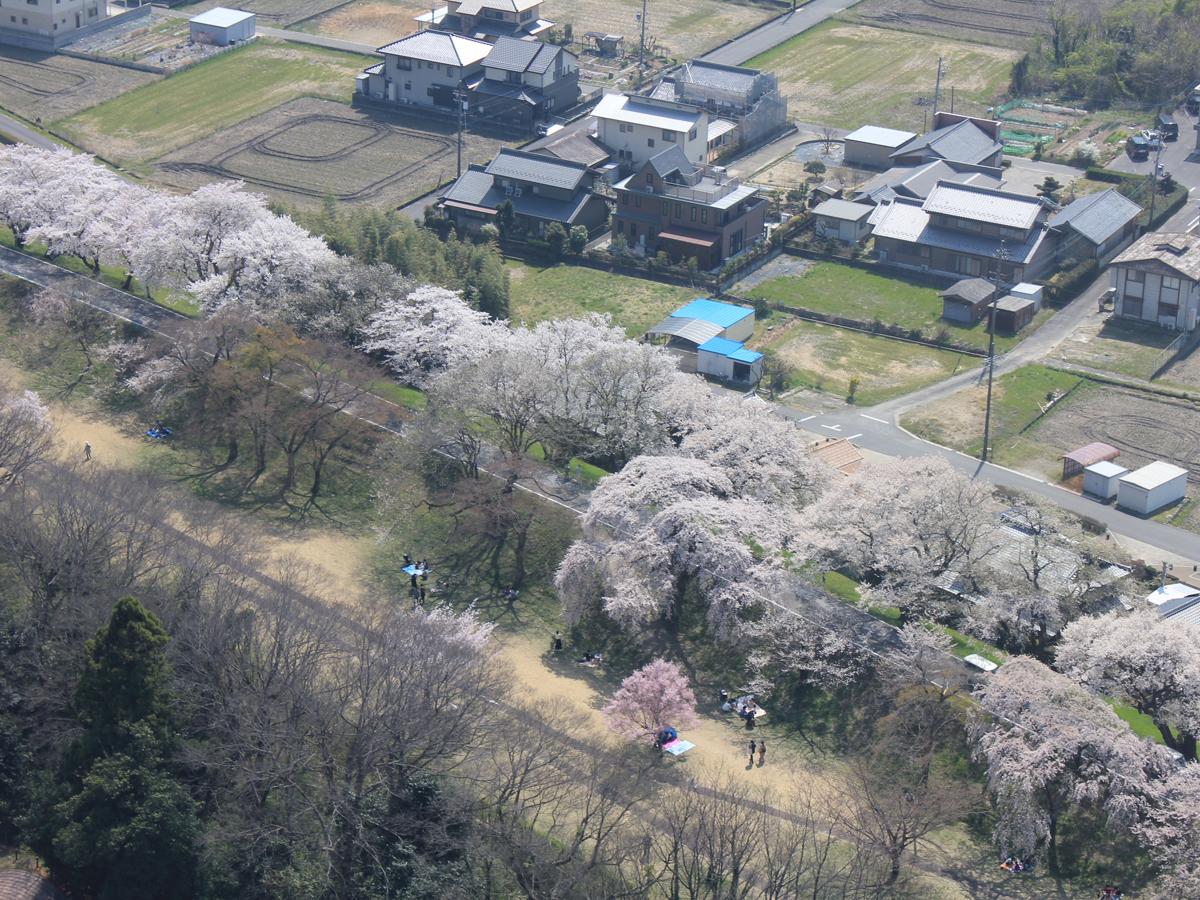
[[746, 262, 1046, 353], [1050, 316, 1179, 381], [941, 625, 1007, 666], [1106, 698, 1166, 744], [744, 21, 1017, 132], [902, 364, 1084, 461], [752, 316, 978, 406], [56, 40, 375, 165], [506, 260, 697, 337]]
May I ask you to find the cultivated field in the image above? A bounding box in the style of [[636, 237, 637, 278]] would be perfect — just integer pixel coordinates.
[[55, 40, 373, 165], [295, 0, 435, 47], [157, 97, 504, 208], [1050, 317, 1179, 382], [0, 47, 160, 121], [746, 21, 1018, 132], [849, 0, 1051, 47], [176, 0, 353, 28], [750, 316, 978, 406]]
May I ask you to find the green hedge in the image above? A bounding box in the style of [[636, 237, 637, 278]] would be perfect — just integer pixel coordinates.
[[1085, 166, 1126, 184]]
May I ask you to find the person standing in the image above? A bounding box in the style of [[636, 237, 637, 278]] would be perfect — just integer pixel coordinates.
[[83, 441, 92, 461], [747, 739, 756, 767], [757, 740, 766, 767]]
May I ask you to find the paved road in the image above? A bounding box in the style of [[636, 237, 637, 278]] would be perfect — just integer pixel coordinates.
[[701, 0, 861, 66], [0, 112, 57, 150], [257, 25, 375, 54]]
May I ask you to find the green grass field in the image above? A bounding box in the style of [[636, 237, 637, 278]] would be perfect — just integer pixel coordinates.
[[56, 40, 375, 165], [753, 316, 978, 406], [746, 262, 1048, 353], [1050, 317, 1178, 381], [506, 261, 698, 337], [746, 20, 1017, 132]]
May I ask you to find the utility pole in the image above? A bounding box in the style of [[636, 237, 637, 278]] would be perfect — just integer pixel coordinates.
[[932, 56, 945, 114], [1146, 136, 1165, 230], [454, 89, 466, 178], [637, 0, 648, 87], [981, 241, 1009, 464]]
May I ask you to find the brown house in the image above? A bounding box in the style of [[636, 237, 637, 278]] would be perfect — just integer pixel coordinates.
[[611, 145, 766, 269]]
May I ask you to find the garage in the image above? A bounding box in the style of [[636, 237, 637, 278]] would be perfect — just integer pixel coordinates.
[[189, 7, 256, 46]]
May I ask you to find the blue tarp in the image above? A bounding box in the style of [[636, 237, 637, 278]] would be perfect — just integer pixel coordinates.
[[698, 336, 763, 364], [671, 298, 754, 329]]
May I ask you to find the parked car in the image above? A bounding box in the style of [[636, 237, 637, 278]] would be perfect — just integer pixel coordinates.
[[1140, 129, 1162, 150], [1157, 113, 1179, 141], [1188, 83, 1200, 114], [1127, 134, 1150, 160]]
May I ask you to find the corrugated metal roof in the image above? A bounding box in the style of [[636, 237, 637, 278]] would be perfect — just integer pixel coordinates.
[[1048, 188, 1142, 245], [924, 181, 1044, 229], [672, 298, 753, 328], [845, 125, 916, 148], [593, 93, 702, 132], [485, 149, 587, 190], [1086, 460, 1128, 478], [813, 198, 873, 221], [647, 316, 725, 344], [1121, 461, 1189, 490], [377, 31, 492, 66], [189, 6, 254, 27], [698, 336, 762, 362], [1063, 442, 1120, 467]]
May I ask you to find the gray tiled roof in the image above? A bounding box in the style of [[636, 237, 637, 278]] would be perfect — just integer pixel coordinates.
[[377, 31, 492, 66], [678, 60, 758, 95], [1112, 232, 1200, 281], [871, 198, 1048, 264], [813, 198, 873, 221], [924, 181, 1044, 230], [892, 119, 1002, 165], [484, 148, 588, 190], [484, 36, 560, 73], [537, 130, 611, 167], [648, 145, 695, 179], [940, 277, 994, 303], [444, 166, 598, 225], [1047, 188, 1142, 245], [856, 160, 1003, 205]]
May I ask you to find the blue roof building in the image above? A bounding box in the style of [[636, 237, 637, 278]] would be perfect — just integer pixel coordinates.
[[698, 336, 763, 363], [648, 298, 757, 344], [671, 298, 754, 329]]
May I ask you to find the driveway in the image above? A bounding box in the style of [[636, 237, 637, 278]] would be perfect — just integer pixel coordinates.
[[1004, 157, 1088, 196]]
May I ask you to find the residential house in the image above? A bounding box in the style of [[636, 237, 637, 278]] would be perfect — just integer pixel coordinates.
[[843, 125, 916, 169], [591, 93, 707, 172], [0, 0, 125, 50], [359, 31, 492, 108], [890, 113, 1004, 167], [870, 180, 1055, 282], [1109, 233, 1200, 331], [611, 145, 766, 268], [534, 128, 612, 173], [440, 148, 609, 235], [471, 35, 579, 129], [940, 277, 995, 324], [812, 199, 873, 244], [650, 59, 788, 157], [416, 0, 552, 41], [1047, 187, 1142, 264], [855, 159, 1003, 206]]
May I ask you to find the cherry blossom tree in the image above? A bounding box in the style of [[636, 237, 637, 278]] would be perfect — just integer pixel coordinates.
[[360, 285, 504, 387], [810, 456, 1001, 623], [971, 656, 1167, 874], [25, 163, 130, 276], [603, 658, 698, 743], [1056, 610, 1200, 761], [0, 145, 83, 248], [0, 386, 54, 485], [1135, 763, 1200, 897]]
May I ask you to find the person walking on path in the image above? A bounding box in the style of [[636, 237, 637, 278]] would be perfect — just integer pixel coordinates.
[[83, 441, 92, 461], [747, 739, 756, 768], [757, 740, 766, 767]]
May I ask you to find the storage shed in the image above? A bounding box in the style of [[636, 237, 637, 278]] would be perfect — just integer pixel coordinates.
[[696, 336, 764, 384], [189, 7, 256, 46], [1063, 442, 1120, 479], [648, 298, 756, 344], [1083, 460, 1128, 501], [940, 277, 994, 324], [812, 199, 873, 244], [1009, 282, 1044, 311], [843, 125, 916, 169], [992, 295, 1035, 333], [1117, 461, 1188, 515]]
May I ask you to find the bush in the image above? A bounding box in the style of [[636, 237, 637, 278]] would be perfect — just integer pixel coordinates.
[[1085, 166, 1125, 184], [1047, 258, 1099, 305], [568, 225, 588, 255], [544, 222, 567, 260], [804, 160, 826, 175], [479, 223, 500, 244]]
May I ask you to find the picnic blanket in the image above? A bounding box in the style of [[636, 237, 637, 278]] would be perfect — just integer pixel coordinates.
[[402, 564, 428, 576], [661, 739, 694, 756]]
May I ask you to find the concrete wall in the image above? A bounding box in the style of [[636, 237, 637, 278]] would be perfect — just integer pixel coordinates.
[[597, 114, 707, 169], [843, 139, 895, 169]]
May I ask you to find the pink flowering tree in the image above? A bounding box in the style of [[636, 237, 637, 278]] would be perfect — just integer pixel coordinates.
[[603, 658, 699, 743]]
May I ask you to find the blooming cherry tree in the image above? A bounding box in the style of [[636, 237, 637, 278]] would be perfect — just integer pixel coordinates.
[[0, 386, 54, 485], [603, 658, 698, 743]]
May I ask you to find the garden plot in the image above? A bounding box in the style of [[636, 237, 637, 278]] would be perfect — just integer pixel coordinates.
[[848, 0, 1051, 47], [180, 0, 354, 28], [0, 47, 159, 121], [156, 97, 505, 208], [746, 22, 1017, 132]]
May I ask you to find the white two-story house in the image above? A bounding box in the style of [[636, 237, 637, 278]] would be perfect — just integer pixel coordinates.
[[359, 31, 492, 108], [1110, 233, 1200, 331], [591, 93, 707, 173]]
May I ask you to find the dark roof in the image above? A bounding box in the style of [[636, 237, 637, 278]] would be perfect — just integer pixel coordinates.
[[537, 130, 611, 168], [484, 36, 560, 74], [648, 144, 697, 180], [0, 871, 68, 900], [443, 163, 598, 224], [940, 277, 994, 304], [1048, 188, 1142, 245], [892, 119, 1002, 165], [856, 159, 1003, 205], [484, 148, 588, 190], [472, 78, 537, 104], [677, 59, 759, 94]]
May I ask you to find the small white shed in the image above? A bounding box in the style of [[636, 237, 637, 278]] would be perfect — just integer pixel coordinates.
[[843, 125, 916, 169], [189, 7, 256, 46], [1009, 282, 1044, 311], [1083, 460, 1128, 502], [697, 337, 764, 385], [1117, 460, 1188, 515]]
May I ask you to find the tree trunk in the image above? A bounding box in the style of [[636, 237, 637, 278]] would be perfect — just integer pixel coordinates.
[[121, 272, 134, 291], [1046, 813, 1059, 876]]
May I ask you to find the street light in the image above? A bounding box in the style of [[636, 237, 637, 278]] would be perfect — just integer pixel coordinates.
[[980, 241, 1009, 463]]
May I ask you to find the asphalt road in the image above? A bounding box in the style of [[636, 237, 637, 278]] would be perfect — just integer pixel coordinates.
[[0, 113, 57, 150], [700, 0, 862, 66]]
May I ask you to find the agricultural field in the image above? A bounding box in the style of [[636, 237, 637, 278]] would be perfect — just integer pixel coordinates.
[[848, 0, 1051, 47], [750, 315, 978, 406], [1049, 317, 1180, 382], [506, 261, 697, 337], [55, 40, 372, 165], [745, 261, 1049, 352], [0, 47, 160, 121], [157, 97, 503, 208], [745, 21, 1018, 132], [294, 0, 431, 47], [176, 0, 351, 28], [69, 11, 224, 71]]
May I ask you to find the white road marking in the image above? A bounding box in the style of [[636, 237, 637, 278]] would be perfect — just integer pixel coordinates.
[[1187, 215, 1200, 233], [846, 433, 862, 440], [859, 414, 888, 423], [820, 423, 842, 431], [799, 414, 817, 422]]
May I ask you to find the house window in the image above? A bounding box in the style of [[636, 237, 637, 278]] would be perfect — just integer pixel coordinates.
[[1160, 301, 1180, 319], [26, 0, 36, 6], [395, 58, 411, 70], [661, 201, 668, 215], [1123, 296, 1144, 318], [674, 202, 681, 218], [404, 81, 411, 91], [1164, 276, 1181, 290], [647, 138, 655, 148], [700, 209, 708, 225], [520, 9, 532, 20], [690, 206, 697, 222], [688, 128, 697, 140], [1127, 269, 1144, 283], [619, 123, 632, 133], [662, 129, 675, 142]]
